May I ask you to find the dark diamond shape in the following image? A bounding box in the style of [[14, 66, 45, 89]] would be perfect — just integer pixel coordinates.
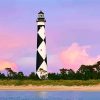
[[45, 56, 47, 65], [36, 51, 44, 71], [44, 37, 46, 43], [37, 34, 43, 48], [38, 25, 45, 31]]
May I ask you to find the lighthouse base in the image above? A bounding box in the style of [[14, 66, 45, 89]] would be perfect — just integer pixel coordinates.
[[37, 68, 48, 79]]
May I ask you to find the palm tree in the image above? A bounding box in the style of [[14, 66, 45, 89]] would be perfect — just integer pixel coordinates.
[[5, 68, 16, 79]]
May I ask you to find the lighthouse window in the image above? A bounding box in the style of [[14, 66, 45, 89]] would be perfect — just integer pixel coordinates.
[[39, 14, 44, 18]]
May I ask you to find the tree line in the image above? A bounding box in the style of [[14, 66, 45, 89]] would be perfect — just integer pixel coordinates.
[[0, 61, 100, 80]]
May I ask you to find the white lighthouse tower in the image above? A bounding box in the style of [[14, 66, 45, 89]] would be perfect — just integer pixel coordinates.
[[36, 11, 48, 79]]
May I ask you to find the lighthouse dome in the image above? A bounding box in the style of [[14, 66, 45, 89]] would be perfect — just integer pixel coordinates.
[[38, 11, 44, 14]]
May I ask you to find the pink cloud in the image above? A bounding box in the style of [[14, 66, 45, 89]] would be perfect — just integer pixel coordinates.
[[0, 31, 34, 59], [60, 43, 100, 71], [0, 60, 17, 71]]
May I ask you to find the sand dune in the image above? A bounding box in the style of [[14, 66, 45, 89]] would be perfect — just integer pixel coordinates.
[[0, 85, 100, 91]]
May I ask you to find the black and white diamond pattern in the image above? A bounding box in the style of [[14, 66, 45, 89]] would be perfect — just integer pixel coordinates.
[[38, 41, 46, 59], [38, 26, 46, 40], [36, 24, 48, 79]]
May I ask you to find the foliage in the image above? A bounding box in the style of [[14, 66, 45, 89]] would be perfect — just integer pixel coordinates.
[[0, 61, 100, 81]]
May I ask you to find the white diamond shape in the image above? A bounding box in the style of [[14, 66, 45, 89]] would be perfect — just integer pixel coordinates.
[[38, 26, 45, 40], [38, 41, 46, 59], [36, 61, 47, 79], [39, 61, 47, 71]]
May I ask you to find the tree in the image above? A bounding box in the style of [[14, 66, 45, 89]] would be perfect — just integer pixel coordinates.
[[67, 69, 75, 80], [48, 73, 60, 80], [78, 64, 97, 80], [29, 72, 38, 80], [0, 73, 6, 79], [17, 72, 25, 79], [5, 68, 16, 79], [60, 68, 67, 74]]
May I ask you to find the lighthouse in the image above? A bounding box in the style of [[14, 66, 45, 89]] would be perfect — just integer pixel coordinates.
[[36, 11, 48, 79]]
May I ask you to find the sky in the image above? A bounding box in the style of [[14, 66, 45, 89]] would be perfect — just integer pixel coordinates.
[[0, 0, 100, 74]]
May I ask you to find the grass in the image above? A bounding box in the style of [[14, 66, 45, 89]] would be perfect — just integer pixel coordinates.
[[0, 80, 100, 86]]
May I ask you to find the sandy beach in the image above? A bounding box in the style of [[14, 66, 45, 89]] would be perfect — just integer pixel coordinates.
[[0, 85, 100, 91]]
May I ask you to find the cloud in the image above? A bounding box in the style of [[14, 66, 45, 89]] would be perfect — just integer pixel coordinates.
[[60, 43, 100, 71], [0, 60, 17, 71]]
